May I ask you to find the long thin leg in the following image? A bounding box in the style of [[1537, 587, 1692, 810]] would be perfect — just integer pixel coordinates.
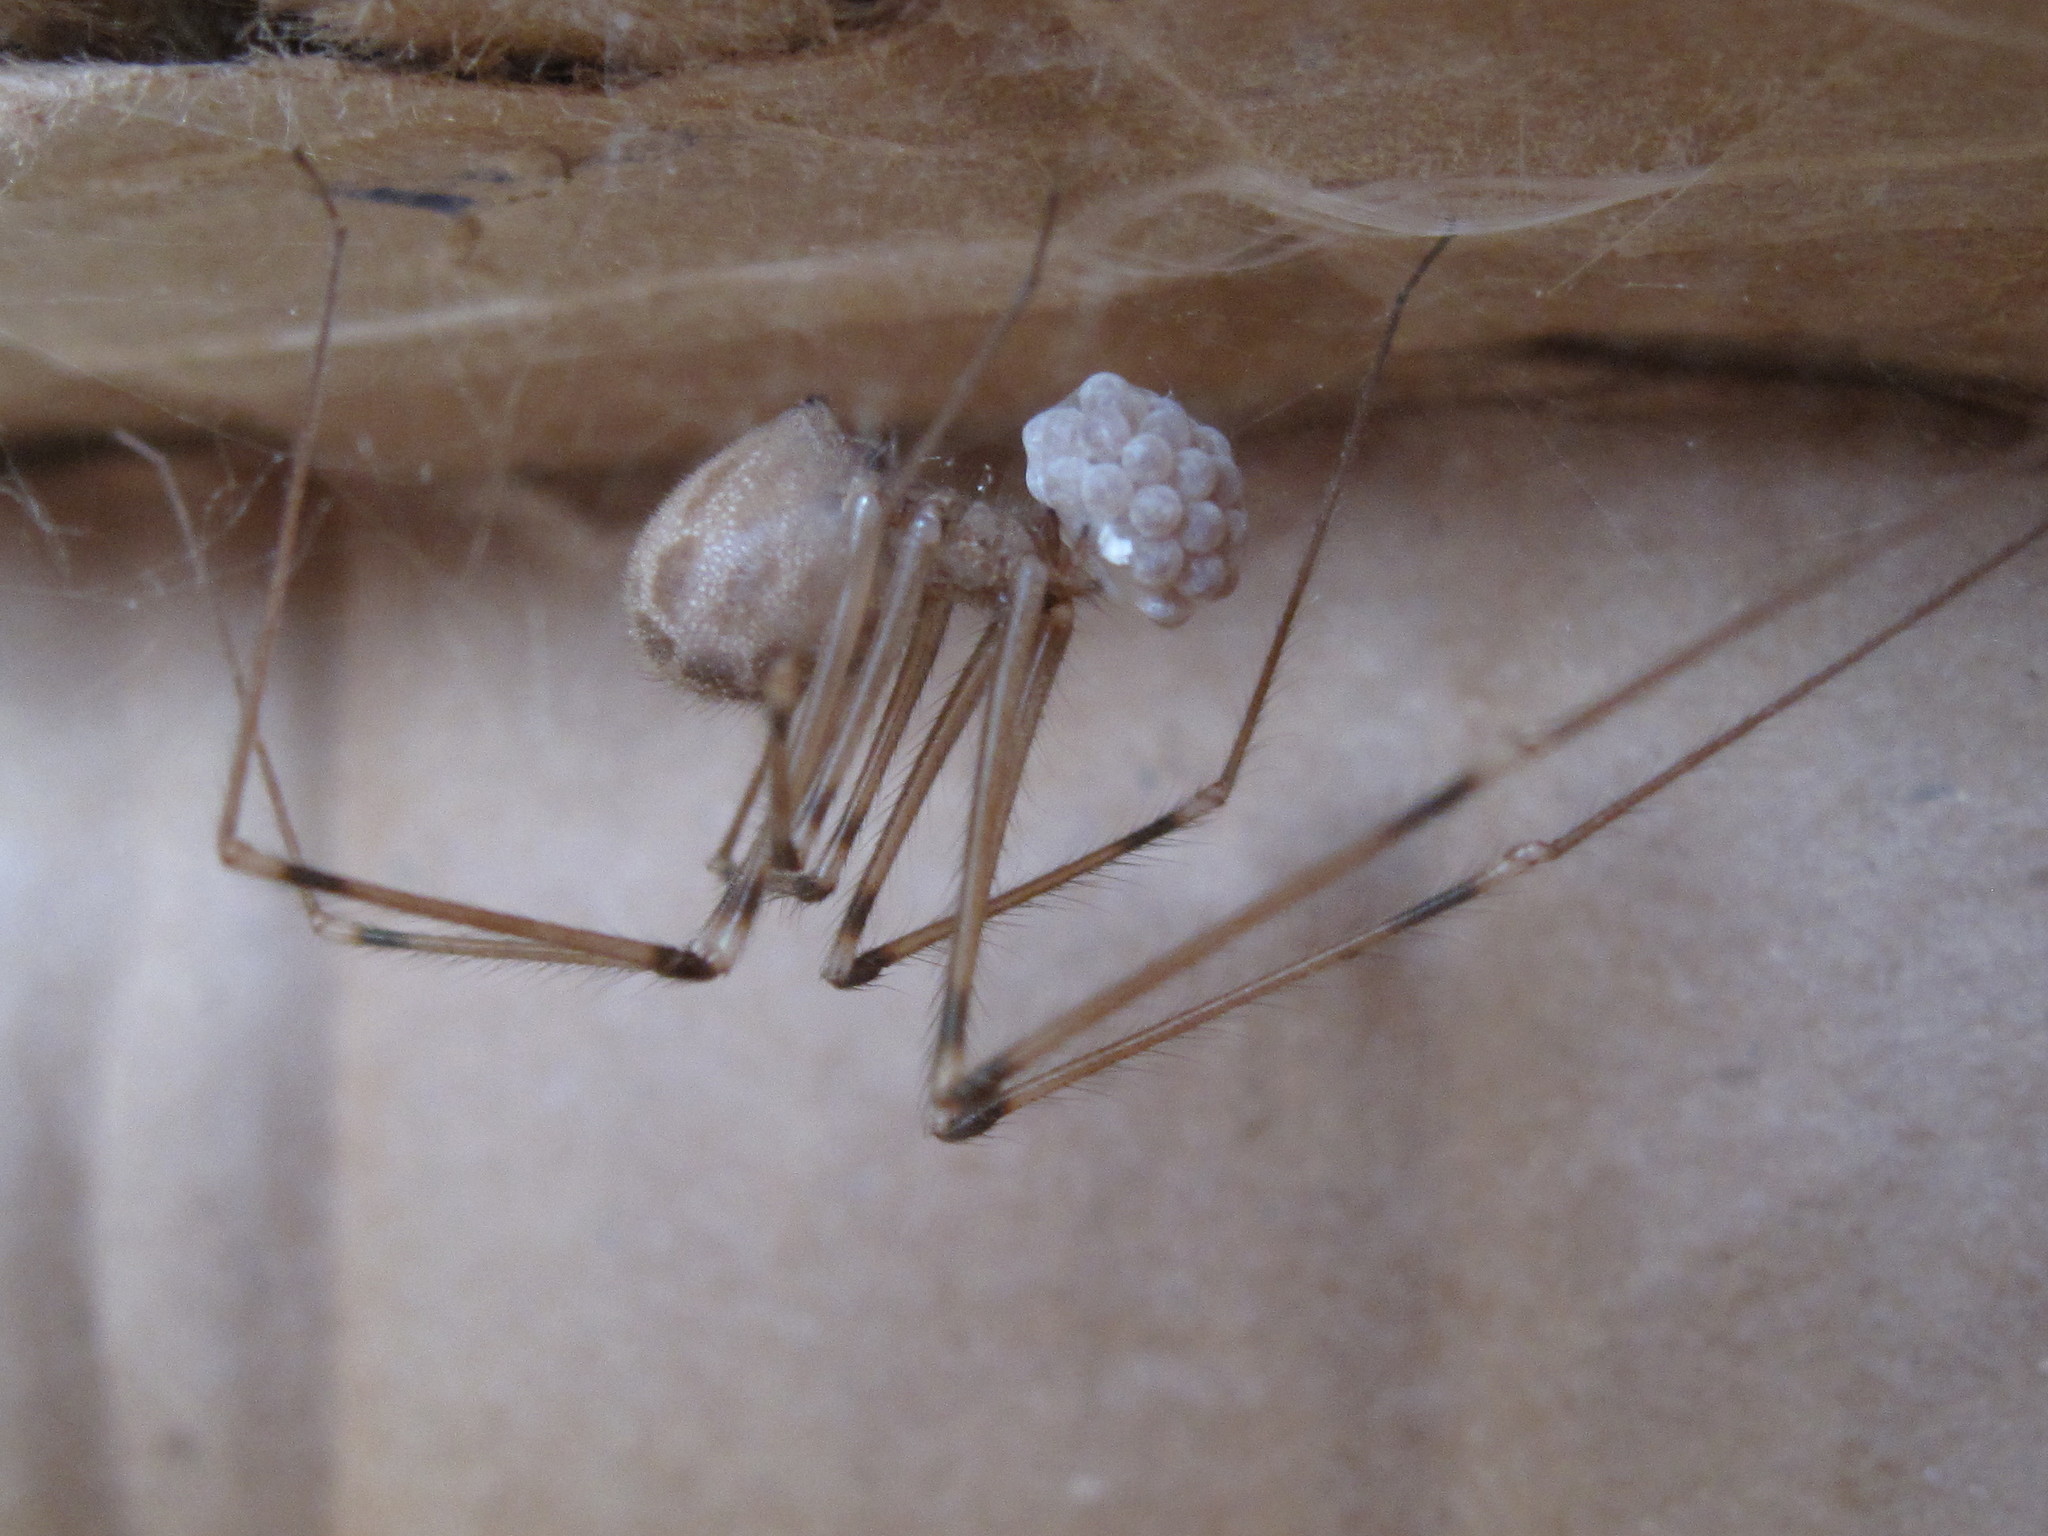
[[683, 495, 934, 981], [875, 474, 1989, 999], [822, 618, 1004, 984], [933, 507, 2048, 1139], [720, 198, 1060, 907], [209, 170, 1061, 985], [843, 234, 1456, 987], [704, 192, 1062, 912], [704, 465, 899, 910], [985, 594, 1075, 876], [790, 500, 948, 869], [204, 154, 742, 980], [138, 430, 324, 930], [218, 149, 344, 882], [782, 472, 894, 802], [704, 493, 945, 952], [810, 589, 954, 893], [734, 183, 1061, 896], [882, 188, 1061, 507], [929, 564, 1069, 1111], [758, 656, 807, 875], [707, 754, 766, 881], [710, 188, 1058, 893]]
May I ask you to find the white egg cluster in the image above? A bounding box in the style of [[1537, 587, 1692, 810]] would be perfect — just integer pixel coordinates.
[[1021, 372, 1247, 626]]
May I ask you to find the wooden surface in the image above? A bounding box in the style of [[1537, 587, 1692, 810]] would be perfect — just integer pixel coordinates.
[[0, 0, 2044, 472]]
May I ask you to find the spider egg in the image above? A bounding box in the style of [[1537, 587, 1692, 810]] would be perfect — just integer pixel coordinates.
[[1021, 373, 1244, 627], [1128, 484, 1185, 539], [1120, 432, 1174, 485]]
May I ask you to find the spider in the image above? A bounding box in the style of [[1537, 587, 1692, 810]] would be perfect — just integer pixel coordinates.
[[174, 154, 2048, 1142]]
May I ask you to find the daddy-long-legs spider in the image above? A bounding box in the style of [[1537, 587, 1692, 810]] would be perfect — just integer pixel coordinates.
[[179, 159, 2048, 1145], [10, 11, 2047, 1522]]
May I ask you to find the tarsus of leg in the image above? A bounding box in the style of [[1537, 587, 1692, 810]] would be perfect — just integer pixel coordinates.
[[949, 505, 2048, 1137]]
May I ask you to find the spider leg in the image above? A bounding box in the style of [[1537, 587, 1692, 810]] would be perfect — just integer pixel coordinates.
[[134, 429, 324, 931], [735, 468, 898, 893], [859, 471, 1986, 982], [203, 156, 717, 981], [928, 563, 1073, 1115], [785, 499, 949, 887], [695, 494, 946, 980], [712, 191, 1060, 908], [689, 495, 962, 975], [808, 589, 954, 895], [758, 656, 807, 876], [821, 618, 1003, 984], [206, 169, 1068, 985], [711, 512, 947, 892], [207, 441, 745, 981], [880, 187, 1060, 506], [842, 235, 1455, 987], [706, 754, 765, 883], [217, 156, 342, 889], [933, 506, 2048, 1139]]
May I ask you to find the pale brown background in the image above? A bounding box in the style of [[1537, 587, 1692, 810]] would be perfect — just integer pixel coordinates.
[[3, 2, 2047, 1533]]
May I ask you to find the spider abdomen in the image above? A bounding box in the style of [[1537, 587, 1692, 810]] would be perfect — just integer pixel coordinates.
[[625, 401, 870, 703]]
